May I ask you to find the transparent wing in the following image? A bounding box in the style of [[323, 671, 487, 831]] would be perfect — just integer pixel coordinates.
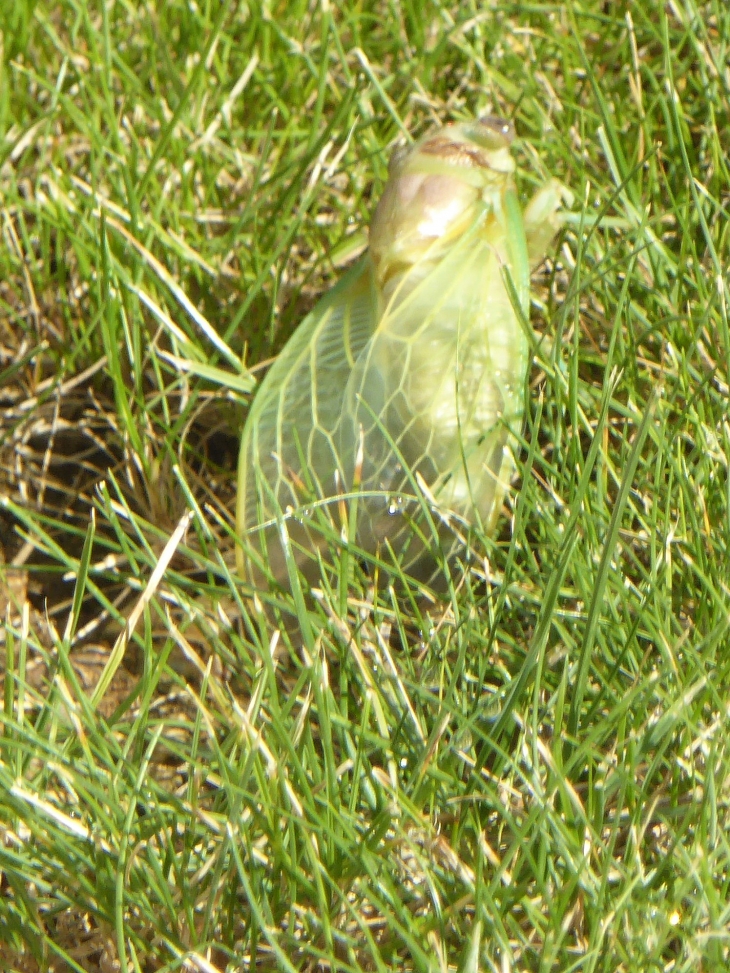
[[237, 256, 378, 584]]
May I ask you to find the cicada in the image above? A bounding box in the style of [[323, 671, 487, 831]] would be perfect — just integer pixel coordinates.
[[237, 117, 569, 592]]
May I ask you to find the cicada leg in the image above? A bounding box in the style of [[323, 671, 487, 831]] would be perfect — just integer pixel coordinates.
[[523, 179, 574, 269]]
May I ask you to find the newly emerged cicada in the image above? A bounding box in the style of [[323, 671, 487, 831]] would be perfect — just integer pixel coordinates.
[[237, 117, 570, 594]]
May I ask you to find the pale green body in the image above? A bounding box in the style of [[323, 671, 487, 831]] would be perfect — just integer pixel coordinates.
[[342, 192, 528, 565], [237, 120, 568, 588]]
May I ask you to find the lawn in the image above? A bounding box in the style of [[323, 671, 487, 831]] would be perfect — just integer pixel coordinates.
[[1, 1, 729, 971]]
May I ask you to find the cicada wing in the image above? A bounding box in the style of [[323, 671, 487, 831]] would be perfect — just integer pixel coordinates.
[[237, 255, 378, 586], [342, 214, 528, 574]]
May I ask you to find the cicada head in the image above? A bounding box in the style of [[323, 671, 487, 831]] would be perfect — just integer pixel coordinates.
[[370, 116, 517, 285]]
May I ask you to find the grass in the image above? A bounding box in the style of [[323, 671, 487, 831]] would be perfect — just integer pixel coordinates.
[[1, 0, 729, 970]]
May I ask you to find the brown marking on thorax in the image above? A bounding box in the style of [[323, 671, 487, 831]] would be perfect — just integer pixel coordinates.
[[418, 136, 489, 168]]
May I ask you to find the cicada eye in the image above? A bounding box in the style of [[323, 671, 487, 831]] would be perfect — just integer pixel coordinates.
[[471, 115, 516, 148]]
